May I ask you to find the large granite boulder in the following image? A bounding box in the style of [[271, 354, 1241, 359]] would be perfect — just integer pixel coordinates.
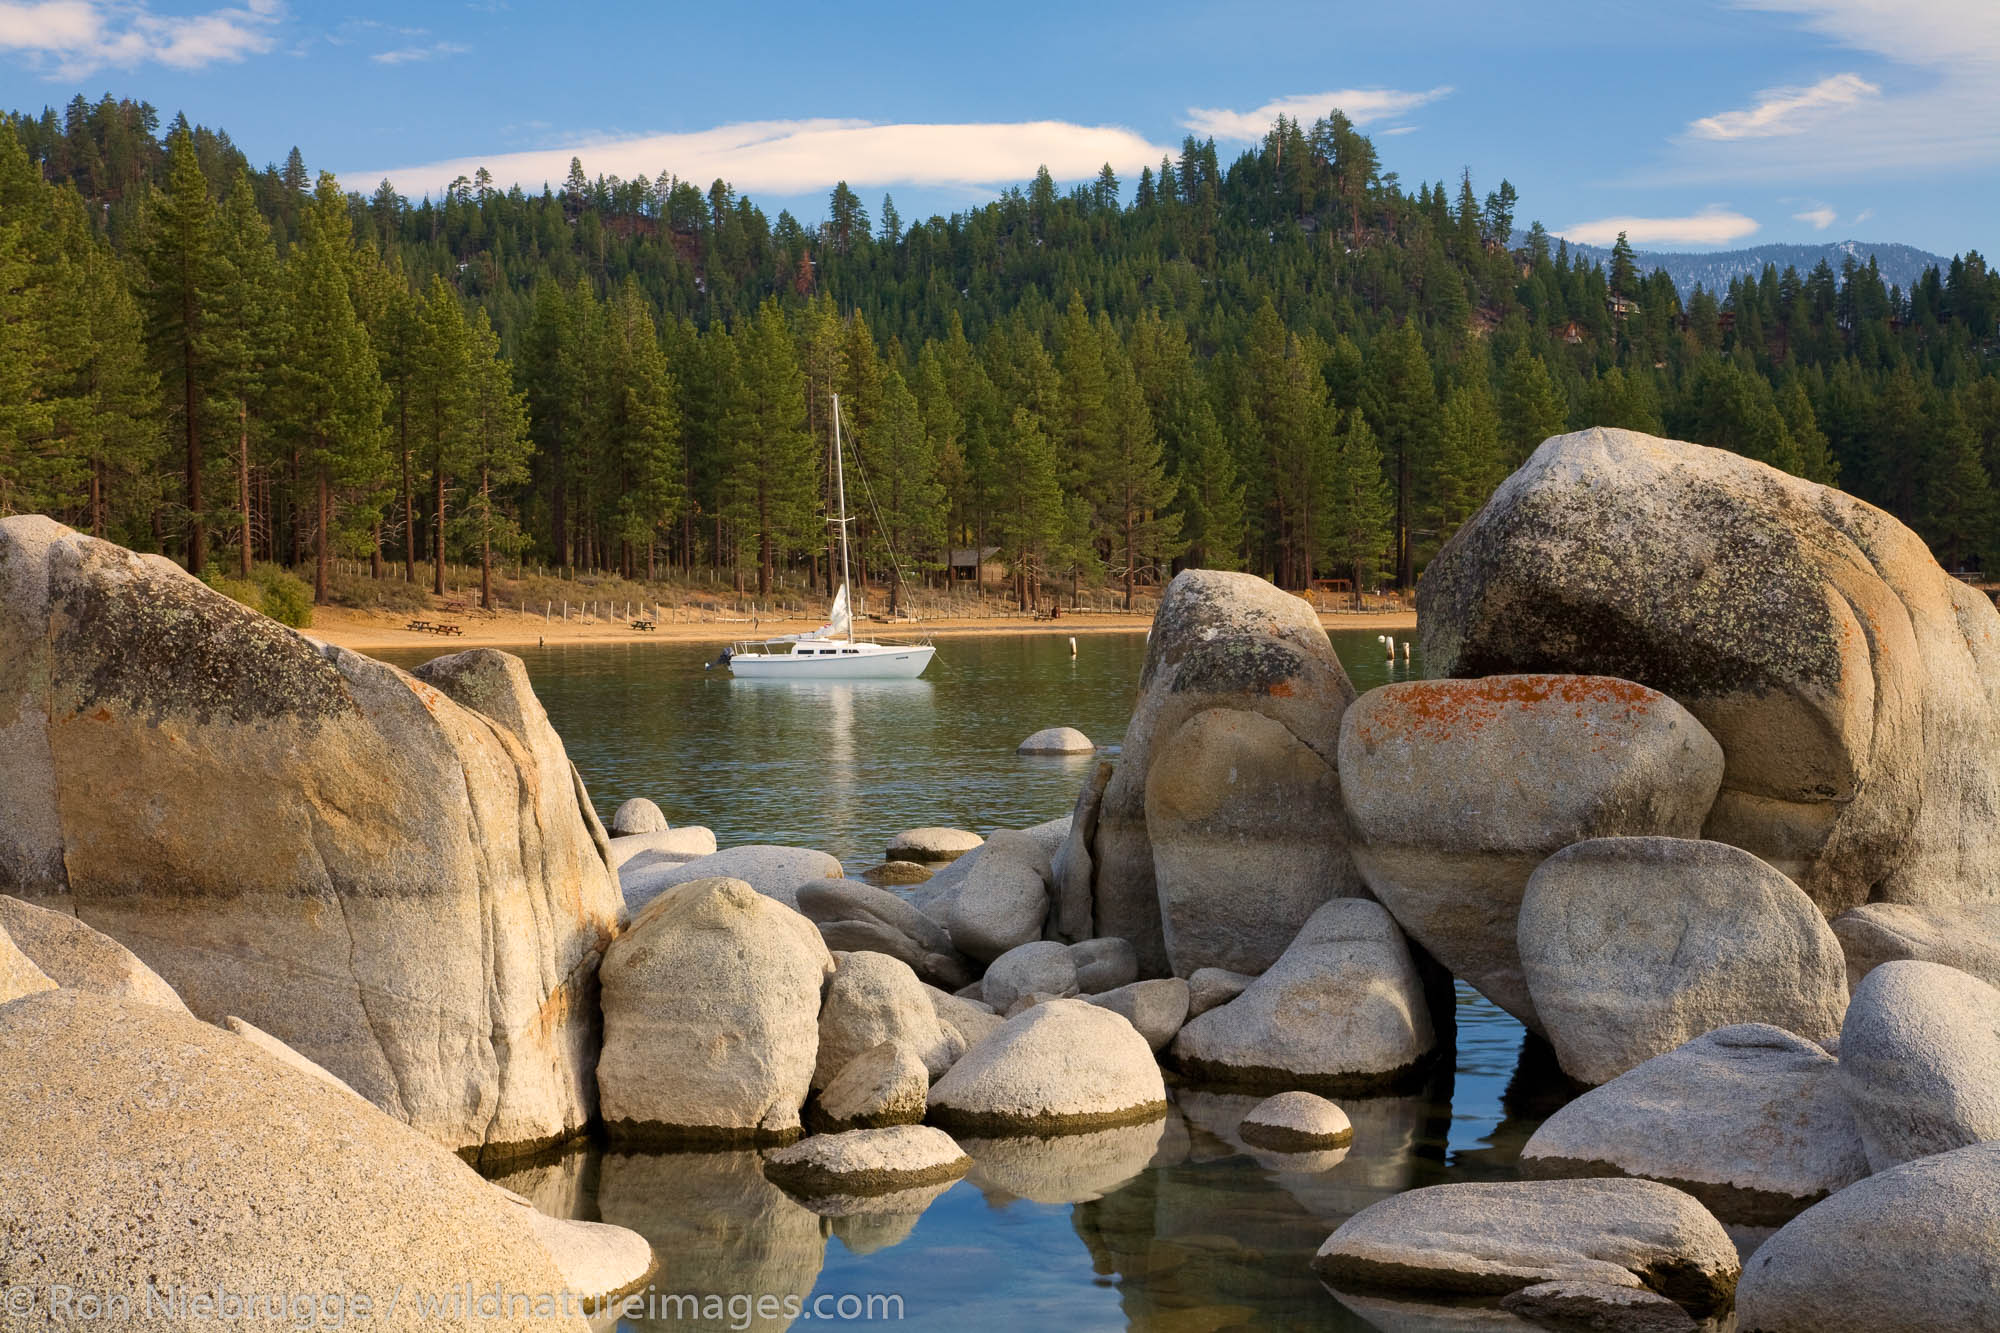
[[1085, 977, 1189, 1052], [597, 877, 833, 1145], [813, 950, 960, 1086], [1735, 1140, 2000, 1333], [0, 893, 187, 1013], [1521, 1025, 1869, 1224], [810, 1041, 929, 1132], [620, 843, 842, 912], [0, 519, 622, 1161], [926, 997, 1166, 1135], [981, 940, 1079, 1012], [1090, 569, 1359, 976], [796, 878, 974, 990], [1832, 902, 2000, 990], [762, 1125, 971, 1198], [0, 989, 624, 1329], [1170, 898, 1434, 1092], [1339, 675, 1723, 1027], [1838, 958, 2000, 1170], [1519, 838, 1848, 1084], [605, 825, 716, 871], [1311, 1177, 1740, 1317], [1420, 427, 2000, 917]]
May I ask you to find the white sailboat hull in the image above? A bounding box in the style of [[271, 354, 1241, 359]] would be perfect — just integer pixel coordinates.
[[728, 643, 935, 679]]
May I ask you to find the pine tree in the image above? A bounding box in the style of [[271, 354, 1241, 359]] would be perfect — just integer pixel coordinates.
[[134, 128, 219, 572], [1101, 346, 1183, 607], [864, 369, 945, 613], [604, 281, 682, 581], [1363, 320, 1437, 588], [277, 175, 387, 604], [411, 275, 473, 594], [208, 169, 278, 573], [993, 407, 1065, 609], [1324, 409, 1394, 591], [1498, 346, 1567, 465], [1431, 376, 1505, 540], [726, 300, 814, 597], [460, 308, 532, 606]]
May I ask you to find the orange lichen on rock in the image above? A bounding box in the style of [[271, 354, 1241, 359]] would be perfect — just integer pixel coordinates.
[[1350, 674, 1665, 747]]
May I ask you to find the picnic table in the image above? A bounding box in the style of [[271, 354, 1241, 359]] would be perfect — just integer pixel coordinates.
[[630, 619, 657, 632], [404, 619, 463, 636]]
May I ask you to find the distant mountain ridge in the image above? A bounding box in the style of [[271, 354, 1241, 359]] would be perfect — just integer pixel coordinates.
[[1560, 239, 1950, 298]]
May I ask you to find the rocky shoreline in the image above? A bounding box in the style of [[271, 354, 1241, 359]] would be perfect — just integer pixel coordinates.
[[3, 427, 1999, 1330]]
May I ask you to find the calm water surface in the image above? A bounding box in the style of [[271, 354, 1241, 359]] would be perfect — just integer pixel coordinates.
[[384, 629, 1559, 1331]]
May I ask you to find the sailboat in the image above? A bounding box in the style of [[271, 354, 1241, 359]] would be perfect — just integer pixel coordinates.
[[723, 394, 936, 680]]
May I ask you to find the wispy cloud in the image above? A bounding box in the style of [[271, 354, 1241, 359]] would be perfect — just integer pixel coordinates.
[[1182, 87, 1451, 142], [354, 117, 1176, 202], [1562, 208, 1760, 248], [1380, 125, 1420, 137], [1793, 205, 1837, 229], [1689, 72, 1878, 140], [355, 118, 1177, 202], [372, 40, 467, 65], [0, 0, 282, 78]]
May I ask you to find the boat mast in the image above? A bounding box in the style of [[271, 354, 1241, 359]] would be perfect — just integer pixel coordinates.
[[831, 392, 854, 638]]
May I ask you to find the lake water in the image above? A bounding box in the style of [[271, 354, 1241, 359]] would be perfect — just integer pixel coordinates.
[[380, 629, 1560, 1331]]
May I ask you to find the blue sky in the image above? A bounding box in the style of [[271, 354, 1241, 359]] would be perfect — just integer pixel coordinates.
[[2, 0, 1994, 255]]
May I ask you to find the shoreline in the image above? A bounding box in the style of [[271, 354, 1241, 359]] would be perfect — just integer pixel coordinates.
[[306, 604, 1419, 652]]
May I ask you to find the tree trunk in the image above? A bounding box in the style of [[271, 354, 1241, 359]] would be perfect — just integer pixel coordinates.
[[480, 465, 493, 610], [400, 405, 415, 582], [237, 399, 252, 577], [90, 460, 105, 538], [184, 304, 205, 575], [1123, 499, 1135, 610], [433, 460, 446, 596], [313, 467, 330, 604]]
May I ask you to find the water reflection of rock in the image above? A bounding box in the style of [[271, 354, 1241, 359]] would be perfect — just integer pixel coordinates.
[[961, 1116, 1177, 1204], [1329, 1288, 1541, 1331], [487, 1144, 603, 1220], [594, 1149, 828, 1333], [1179, 1088, 1434, 1225]]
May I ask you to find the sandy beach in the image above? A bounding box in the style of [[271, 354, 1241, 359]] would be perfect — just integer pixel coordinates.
[[306, 602, 1419, 652]]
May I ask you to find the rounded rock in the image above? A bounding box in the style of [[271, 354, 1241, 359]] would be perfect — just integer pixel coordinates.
[[885, 827, 984, 864], [1018, 726, 1094, 755], [1240, 1091, 1355, 1152], [610, 797, 669, 836], [815, 951, 961, 1087], [981, 940, 1079, 1013], [1838, 959, 2000, 1170], [811, 1042, 929, 1133], [926, 997, 1167, 1136], [762, 1125, 970, 1198]]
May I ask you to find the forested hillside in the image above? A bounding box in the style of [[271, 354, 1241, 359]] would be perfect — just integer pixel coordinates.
[[6, 93, 1999, 613]]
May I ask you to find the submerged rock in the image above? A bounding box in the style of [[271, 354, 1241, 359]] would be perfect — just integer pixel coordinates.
[[1092, 568, 1359, 977], [926, 997, 1166, 1136], [1240, 1092, 1354, 1152], [1500, 1279, 1699, 1332], [1519, 838, 1847, 1084], [1734, 1140, 2000, 1333], [598, 877, 833, 1145], [1420, 427, 2000, 916], [0, 520, 624, 1161], [1018, 726, 1094, 754], [1339, 675, 1723, 1028], [858, 859, 933, 887], [1312, 1177, 1740, 1317], [0, 989, 616, 1328], [609, 796, 669, 835], [886, 827, 983, 863], [1838, 959, 2000, 1170], [1171, 899, 1434, 1092], [1521, 1024, 1868, 1224], [763, 1125, 970, 1198]]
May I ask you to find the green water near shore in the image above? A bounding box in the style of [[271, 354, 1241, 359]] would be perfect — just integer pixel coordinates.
[[382, 630, 1556, 1330]]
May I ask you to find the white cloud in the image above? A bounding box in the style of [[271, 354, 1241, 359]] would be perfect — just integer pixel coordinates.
[[1380, 125, 1420, 137], [372, 41, 467, 64], [1689, 72, 1878, 139], [1561, 208, 1760, 248], [356, 117, 1176, 202], [0, 0, 281, 77], [1182, 87, 1451, 142], [1730, 0, 2000, 71], [1793, 205, 1837, 229]]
